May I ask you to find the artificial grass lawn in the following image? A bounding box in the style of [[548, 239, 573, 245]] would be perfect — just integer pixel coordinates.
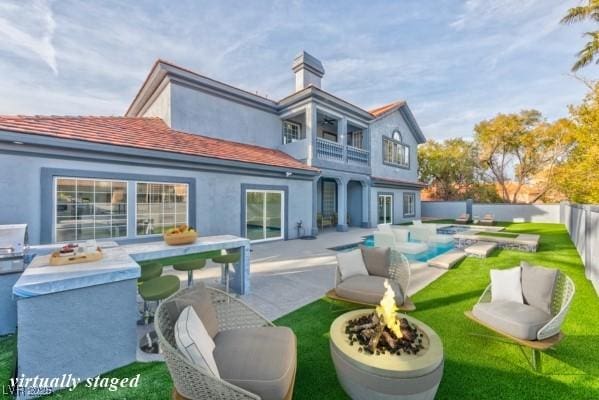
[[0, 223, 597, 399], [475, 231, 519, 239]]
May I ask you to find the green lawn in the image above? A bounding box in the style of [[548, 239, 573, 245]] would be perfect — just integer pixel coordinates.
[[476, 231, 520, 239], [1, 223, 598, 399]]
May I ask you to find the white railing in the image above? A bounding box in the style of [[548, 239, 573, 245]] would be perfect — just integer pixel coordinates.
[[316, 138, 344, 162], [347, 146, 369, 165]]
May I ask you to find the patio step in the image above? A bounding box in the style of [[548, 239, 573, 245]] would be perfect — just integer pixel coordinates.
[[427, 250, 466, 269], [464, 241, 497, 258]]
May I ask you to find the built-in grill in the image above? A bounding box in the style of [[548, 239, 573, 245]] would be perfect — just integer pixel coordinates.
[[0, 224, 28, 335]]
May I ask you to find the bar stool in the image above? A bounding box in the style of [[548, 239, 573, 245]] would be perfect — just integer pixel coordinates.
[[137, 262, 163, 325], [173, 259, 206, 287], [211, 251, 240, 298], [138, 275, 180, 354]]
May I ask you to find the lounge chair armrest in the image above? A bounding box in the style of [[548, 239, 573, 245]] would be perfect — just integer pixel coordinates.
[[537, 275, 575, 340], [477, 284, 492, 304], [209, 288, 274, 331], [389, 250, 410, 296]]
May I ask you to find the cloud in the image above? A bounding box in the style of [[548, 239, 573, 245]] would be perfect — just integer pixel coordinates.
[[0, 0, 57, 73]]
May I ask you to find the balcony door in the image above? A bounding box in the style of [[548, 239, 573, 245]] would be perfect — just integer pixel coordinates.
[[377, 194, 393, 224], [246, 189, 284, 242]]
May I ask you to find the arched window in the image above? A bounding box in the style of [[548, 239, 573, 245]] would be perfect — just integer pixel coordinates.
[[383, 129, 409, 168]]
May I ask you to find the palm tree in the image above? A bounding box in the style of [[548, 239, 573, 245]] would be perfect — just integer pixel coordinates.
[[561, 0, 599, 71]]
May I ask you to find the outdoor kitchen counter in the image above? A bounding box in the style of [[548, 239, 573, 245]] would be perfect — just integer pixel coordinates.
[[121, 234, 251, 295]]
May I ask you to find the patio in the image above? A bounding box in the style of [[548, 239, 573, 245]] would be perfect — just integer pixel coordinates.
[[0, 222, 597, 399]]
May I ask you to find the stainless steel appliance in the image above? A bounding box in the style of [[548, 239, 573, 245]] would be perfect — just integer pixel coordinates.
[[0, 224, 28, 335]]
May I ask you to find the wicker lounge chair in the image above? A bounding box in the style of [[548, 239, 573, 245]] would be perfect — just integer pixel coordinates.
[[455, 213, 470, 224], [465, 269, 575, 372], [156, 286, 296, 400], [480, 213, 495, 225], [326, 249, 415, 311]]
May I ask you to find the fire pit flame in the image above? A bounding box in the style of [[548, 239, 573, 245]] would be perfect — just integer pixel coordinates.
[[375, 280, 403, 339], [344, 279, 425, 356]]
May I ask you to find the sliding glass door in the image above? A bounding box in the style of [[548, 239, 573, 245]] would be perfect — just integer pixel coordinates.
[[377, 194, 393, 224], [246, 190, 284, 242]]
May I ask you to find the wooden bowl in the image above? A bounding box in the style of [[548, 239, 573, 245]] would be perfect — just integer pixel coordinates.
[[164, 231, 198, 246]]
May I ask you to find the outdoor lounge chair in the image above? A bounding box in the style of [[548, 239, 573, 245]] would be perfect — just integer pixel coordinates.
[[376, 224, 429, 254], [326, 248, 415, 311], [455, 213, 470, 224], [156, 284, 296, 400], [465, 264, 575, 372], [480, 213, 495, 225], [410, 223, 454, 244]]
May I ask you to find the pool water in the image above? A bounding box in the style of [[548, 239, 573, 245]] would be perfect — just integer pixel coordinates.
[[332, 234, 455, 263], [436, 225, 471, 235]]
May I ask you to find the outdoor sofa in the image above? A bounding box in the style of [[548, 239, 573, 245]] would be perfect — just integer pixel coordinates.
[[156, 283, 296, 400], [465, 262, 575, 371]]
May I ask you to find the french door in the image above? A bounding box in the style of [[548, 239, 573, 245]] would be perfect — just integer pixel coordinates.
[[246, 190, 284, 242], [378, 194, 393, 224]]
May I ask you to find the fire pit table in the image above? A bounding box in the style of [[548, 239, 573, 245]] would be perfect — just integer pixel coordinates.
[[330, 308, 444, 400]]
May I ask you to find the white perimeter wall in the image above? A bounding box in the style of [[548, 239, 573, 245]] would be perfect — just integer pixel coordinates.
[[422, 201, 561, 223]]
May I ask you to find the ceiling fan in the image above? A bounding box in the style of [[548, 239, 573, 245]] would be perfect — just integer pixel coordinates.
[[321, 116, 337, 126]]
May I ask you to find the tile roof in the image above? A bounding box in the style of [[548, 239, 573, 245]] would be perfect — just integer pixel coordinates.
[[0, 116, 318, 173], [369, 101, 406, 118]]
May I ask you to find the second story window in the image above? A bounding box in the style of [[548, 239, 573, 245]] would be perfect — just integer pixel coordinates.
[[347, 130, 364, 149], [383, 130, 409, 168], [283, 121, 302, 144]]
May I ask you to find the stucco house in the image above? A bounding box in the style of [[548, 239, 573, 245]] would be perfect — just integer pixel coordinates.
[[0, 51, 426, 245]]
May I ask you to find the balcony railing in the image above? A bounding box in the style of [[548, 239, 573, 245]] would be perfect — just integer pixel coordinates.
[[316, 138, 344, 162], [347, 146, 369, 165]]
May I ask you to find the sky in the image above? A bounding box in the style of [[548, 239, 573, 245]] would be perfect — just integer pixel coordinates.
[[0, 0, 598, 141]]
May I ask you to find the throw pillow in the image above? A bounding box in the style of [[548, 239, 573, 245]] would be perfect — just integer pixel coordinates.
[[360, 246, 390, 278], [175, 306, 220, 378], [337, 249, 369, 281], [164, 282, 219, 338], [490, 267, 524, 304], [520, 261, 558, 314]]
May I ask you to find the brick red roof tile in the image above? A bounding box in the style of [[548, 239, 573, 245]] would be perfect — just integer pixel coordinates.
[[369, 100, 406, 117], [0, 116, 318, 173]]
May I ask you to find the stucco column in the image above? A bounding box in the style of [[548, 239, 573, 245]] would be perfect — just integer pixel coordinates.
[[361, 181, 370, 228], [338, 116, 347, 162], [336, 178, 348, 232], [311, 177, 319, 236], [306, 103, 317, 166]]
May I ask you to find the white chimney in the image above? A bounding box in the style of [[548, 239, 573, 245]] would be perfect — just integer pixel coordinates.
[[292, 51, 325, 92]]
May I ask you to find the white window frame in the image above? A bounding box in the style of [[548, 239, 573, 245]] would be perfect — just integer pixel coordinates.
[[53, 176, 128, 243], [377, 194, 393, 224], [403, 192, 416, 217], [134, 181, 189, 238], [245, 189, 285, 243], [383, 135, 410, 168], [282, 121, 302, 144]]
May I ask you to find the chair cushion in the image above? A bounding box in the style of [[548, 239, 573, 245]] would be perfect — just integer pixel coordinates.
[[360, 246, 390, 278], [336, 249, 369, 281], [164, 282, 219, 338], [174, 306, 220, 378], [472, 301, 551, 340], [392, 229, 409, 243], [335, 275, 404, 305], [490, 267, 524, 304], [521, 262, 558, 315], [213, 327, 296, 400]]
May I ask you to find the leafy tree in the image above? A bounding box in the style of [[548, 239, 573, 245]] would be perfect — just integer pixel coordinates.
[[561, 0, 599, 71], [474, 110, 573, 203], [555, 83, 599, 202], [418, 139, 496, 200]]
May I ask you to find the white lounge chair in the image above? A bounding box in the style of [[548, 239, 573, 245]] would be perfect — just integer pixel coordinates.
[[374, 230, 428, 254], [480, 213, 495, 225], [410, 224, 454, 244]]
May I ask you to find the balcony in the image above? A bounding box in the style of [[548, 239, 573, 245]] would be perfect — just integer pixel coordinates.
[[315, 138, 369, 165]]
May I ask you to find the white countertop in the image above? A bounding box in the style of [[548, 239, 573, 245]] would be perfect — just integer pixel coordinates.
[[13, 235, 250, 298]]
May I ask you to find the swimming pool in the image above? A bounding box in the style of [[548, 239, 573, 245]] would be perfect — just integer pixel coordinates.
[[331, 234, 455, 263]]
